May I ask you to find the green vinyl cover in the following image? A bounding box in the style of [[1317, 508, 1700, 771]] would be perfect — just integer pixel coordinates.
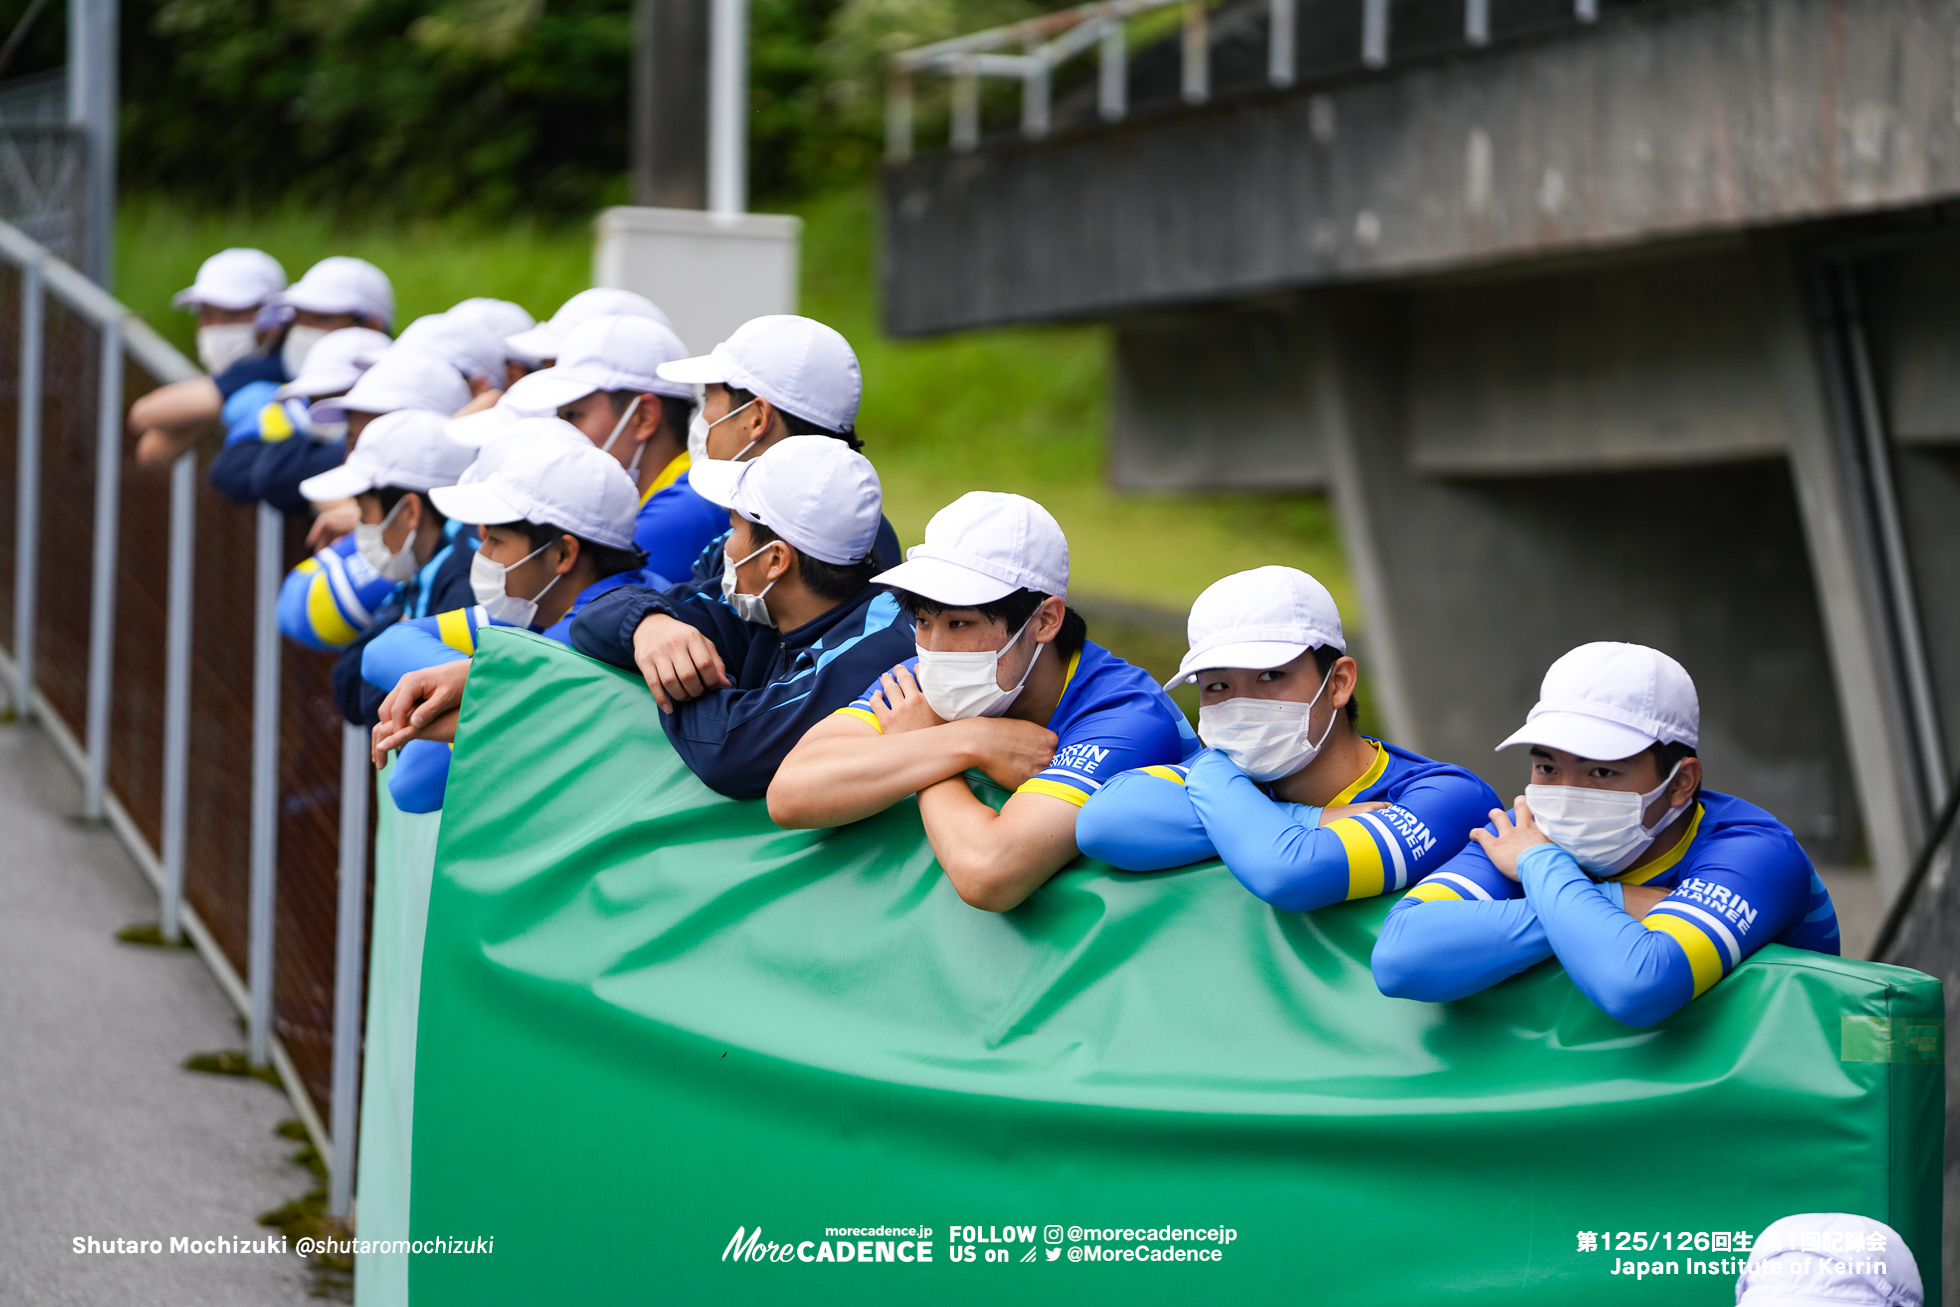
[[410, 629, 1944, 1306]]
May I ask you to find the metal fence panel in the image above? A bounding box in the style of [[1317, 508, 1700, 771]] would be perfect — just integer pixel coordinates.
[[105, 354, 173, 849], [30, 294, 99, 739]]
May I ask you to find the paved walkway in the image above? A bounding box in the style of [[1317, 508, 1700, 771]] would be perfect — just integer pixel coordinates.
[[0, 722, 315, 1306]]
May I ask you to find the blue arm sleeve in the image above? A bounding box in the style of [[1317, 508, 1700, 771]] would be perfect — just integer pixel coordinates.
[[1519, 843, 1695, 1027], [387, 740, 452, 814], [1180, 750, 1355, 910], [361, 612, 475, 693], [1075, 767, 1220, 871], [1372, 893, 1558, 1002]]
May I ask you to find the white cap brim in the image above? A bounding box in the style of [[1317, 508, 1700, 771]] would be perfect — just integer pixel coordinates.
[[870, 555, 1018, 607], [502, 326, 560, 362], [505, 368, 608, 413], [1495, 710, 1658, 761], [429, 480, 525, 526], [684, 457, 746, 510], [276, 373, 356, 401], [173, 288, 264, 310], [1170, 639, 1310, 685], [298, 463, 377, 502], [656, 354, 729, 386]]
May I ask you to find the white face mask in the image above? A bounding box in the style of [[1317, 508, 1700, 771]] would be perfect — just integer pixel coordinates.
[[1196, 669, 1335, 782], [915, 613, 1041, 721], [1525, 762, 1688, 878], [354, 495, 419, 582], [281, 324, 329, 379], [689, 397, 760, 464], [720, 541, 778, 627], [471, 540, 561, 628], [197, 323, 258, 374]]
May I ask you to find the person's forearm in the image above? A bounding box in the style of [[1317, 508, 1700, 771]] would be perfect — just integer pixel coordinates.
[[1076, 770, 1216, 871], [129, 377, 222, 433], [768, 726, 982, 829], [1185, 756, 1351, 909], [1371, 897, 1554, 1001], [1519, 844, 1696, 1027], [917, 779, 1074, 912]]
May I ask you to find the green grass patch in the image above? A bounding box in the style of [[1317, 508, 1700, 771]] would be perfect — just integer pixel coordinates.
[[182, 1048, 285, 1089], [116, 189, 1351, 631], [115, 922, 193, 949]]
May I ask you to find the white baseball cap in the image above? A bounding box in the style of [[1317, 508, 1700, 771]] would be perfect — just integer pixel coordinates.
[[446, 297, 535, 344], [657, 315, 861, 434], [377, 314, 505, 384], [872, 492, 1067, 606], [1169, 566, 1345, 686], [173, 248, 287, 310], [1736, 1214, 1920, 1306], [513, 315, 695, 411], [503, 288, 673, 364], [272, 256, 395, 325], [446, 370, 577, 447], [456, 416, 590, 485], [1497, 641, 1699, 760], [337, 348, 472, 418], [432, 439, 641, 550], [298, 409, 476, 502], [688, 435, 882, 567], [275, 327, 393, 403]]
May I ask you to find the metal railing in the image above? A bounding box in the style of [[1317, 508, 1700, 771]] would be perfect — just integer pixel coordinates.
[[886, 0, 1610, 160], [0, 220, 368, 1219]]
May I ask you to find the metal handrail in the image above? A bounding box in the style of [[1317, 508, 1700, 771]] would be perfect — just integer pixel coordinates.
[[884, 0, 1607, 160]]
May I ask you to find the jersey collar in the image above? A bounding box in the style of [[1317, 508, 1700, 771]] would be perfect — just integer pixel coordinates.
[[1613, 801, 1706, 885], [1328, 738, 1389, 806], [640, 450, 690, 505]]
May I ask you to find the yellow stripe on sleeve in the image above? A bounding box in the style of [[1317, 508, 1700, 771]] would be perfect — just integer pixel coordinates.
[[831, 706, 882, 733], [259, 401, 295, 442], [1328, 817, 1386, 900], [1403, 881, 1462, 903], [1140, 765, 1187, 785], [436, 609, 477, 656], [305, 573, 360, 647], [1644, 912, 1725, 997], [294, 557, 321, 575], [1015, 778, 1090, 807]]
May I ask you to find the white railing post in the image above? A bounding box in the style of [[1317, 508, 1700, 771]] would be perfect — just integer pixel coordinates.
[[1268, 0, 1295, 87], [1465, 0, 1489, 44], [1362, 0, 1389, 67], [81, 315, 122, 819], [247, 500, 283, 1068], [1098, 18, 1126, 121], [886, 68, 915, 162], [1181, 0, 1208, 104], [1022, 50, 1051, 138], [158, 449, 195, 942], [328, 721, 369, 1218], [951, 56, 980, 151], [12, 262, 42, 720]]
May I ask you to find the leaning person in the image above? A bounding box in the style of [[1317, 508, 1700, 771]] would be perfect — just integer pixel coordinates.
[[1370, 642, 1840, 1026], [363, 436, 651, 811], [1076, 567, 1498, 910], [130, 247, 288, 467], [768, 492, 1198, 912]]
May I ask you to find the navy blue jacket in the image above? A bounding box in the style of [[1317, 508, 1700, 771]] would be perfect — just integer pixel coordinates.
[[571, 578, 913, 799]]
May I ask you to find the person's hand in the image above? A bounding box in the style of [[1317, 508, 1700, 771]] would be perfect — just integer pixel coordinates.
[[372, 660, 473, 764], [956, 717, 1058, 790], [1467, 795, 1553, 882], [632, 613, 729, 714], [1320, 800, 1390, 825], [868, 665, 945, 735], [307, 498, 361, 551], [134, 428, 194, 469]]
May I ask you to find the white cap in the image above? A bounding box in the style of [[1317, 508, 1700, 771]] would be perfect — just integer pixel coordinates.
[[173, 248, 287, 310], [378, 314, 504, 384], [275, 327, 393, 402], [337, 348, 472, 418], [297, 409, 476, 502], [1497, 641, 1699, 760], [503, 288, 673, 363], [432, 439, 640, 549], [446, 370, 576, 447], [446, 297, 535, 344], [272, 256, 395, 326], [872, 492, 1066, 606], [688, 435, 882, 567], [1169, 566, 1345, 685], [657, 315, 861, 434], [1736, 1214, 1920, 1306], [512, 315, 695, 411], [456, 416, 590, 485]]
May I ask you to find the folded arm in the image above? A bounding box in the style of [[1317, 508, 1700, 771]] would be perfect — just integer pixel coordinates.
[[1075, 767, 1217, 871], [1520, 844, 1704, 1027], [769, 714, 1007, 828], [917, 783, 1084, 911]]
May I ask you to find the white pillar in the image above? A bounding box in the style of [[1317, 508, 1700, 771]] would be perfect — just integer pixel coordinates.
[[707, 0, 748, 215], [66, 0, 116, 287]]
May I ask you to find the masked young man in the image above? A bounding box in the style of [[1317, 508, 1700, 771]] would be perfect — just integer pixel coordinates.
[[1371, 642, 1840, 1027], [769, 492, 1198, 912], [1076, 567, 1498, 910]]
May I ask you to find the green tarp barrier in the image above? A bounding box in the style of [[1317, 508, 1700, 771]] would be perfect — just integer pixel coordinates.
[[409, 630, 1943, 1305]]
